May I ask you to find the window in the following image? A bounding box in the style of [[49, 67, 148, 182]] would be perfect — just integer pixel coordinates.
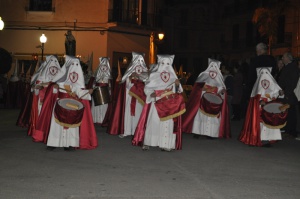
[[29, 0, 52, 11], [111, 0, 139, 24]]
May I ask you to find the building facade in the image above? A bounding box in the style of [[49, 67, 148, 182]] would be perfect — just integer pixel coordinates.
[[0, 0, 165, 77]]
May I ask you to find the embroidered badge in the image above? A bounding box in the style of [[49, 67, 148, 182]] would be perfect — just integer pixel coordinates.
[[135, 65, 143, 74], [69, 72, 78, 83], [160, 71, 170, 83], [209, 71, 217, 79], [49, 66, 58, 76], [261, 79, 270, 89], [100, 65, 108, 72]]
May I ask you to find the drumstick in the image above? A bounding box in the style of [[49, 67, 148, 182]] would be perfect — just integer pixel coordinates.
[[164, 78, 181, 90], [79, 91, 91, 99], [58, 87, 95, 99]]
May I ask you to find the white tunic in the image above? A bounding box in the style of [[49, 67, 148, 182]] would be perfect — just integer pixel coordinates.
[[47, 84, 91, 147], [260, 123, 282, 141], [91, 78, 110, 124], [123, 78, 143, 137], [143, 86, 178, 150], [143, 103, 176, 149], [191, 89, 224, 138]]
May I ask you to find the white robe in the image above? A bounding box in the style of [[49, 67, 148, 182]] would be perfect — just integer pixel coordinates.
[[191, 89, 224, 138], [123, 78, 143, 137], [143, 86, 178, 150], [260, 123, 282, 141], [91, 77, 110, 124], [47, 84, 91, 147]]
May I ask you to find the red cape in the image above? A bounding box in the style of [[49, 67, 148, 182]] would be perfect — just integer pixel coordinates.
[[132, 103, 183, 150], [106, 81, 126, 135], [239, 95, 262, 146], [182, 82, 231, 138]]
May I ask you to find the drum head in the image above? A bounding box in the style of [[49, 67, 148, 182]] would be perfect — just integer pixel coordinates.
[[203, 93, 222, 104], [263, 103, 282, 114], [58, 98, 84, 110]]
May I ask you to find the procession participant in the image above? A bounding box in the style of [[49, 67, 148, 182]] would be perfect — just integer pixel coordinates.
[[35, 55, 98, 150], [28, 55, 62, 136], [246, 43, 276, 99], [182, 58, 230, 139], [278, 52, 299, 138], [6, 59, 21, 108], [91, 57, 112, 125], [107, 52, 148, 138], [239, 67, 285, 147], [132, 54, 185, 151], [16, 60, 40, 128]]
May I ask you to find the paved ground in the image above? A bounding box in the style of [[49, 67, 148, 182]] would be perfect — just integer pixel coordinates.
[[0, 108, 300, 199]]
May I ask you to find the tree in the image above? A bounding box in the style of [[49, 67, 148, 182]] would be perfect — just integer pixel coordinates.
[[252, 1, 288, 54]]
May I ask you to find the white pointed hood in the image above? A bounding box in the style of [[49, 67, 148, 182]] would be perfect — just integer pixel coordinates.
[[251, 67, 281, 98], [145, 54, 182, 92], [121, 52, 148, 83], [94, 57, 112, 83], [196, 58, 225, 89], [30, 55, 61, 85], [10, 59, 20, 82], [52, 55, 85, 89]]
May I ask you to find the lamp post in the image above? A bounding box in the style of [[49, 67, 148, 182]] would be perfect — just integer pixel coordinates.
[[39, 33, 47, 61], [0, 17, 4, 30], [149, 32, 164, 65]]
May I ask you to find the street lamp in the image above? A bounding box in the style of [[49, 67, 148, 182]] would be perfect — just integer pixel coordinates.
[[149, 31, 165, 65], [39, 33, 47, 61], [0, 17, 4, 30]]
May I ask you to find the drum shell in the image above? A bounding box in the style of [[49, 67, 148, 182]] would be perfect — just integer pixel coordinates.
[[200, 92, 223, 116], [155, 93, 186, 121], [92, 86, 110, 106], [54, 98, 85, 127], [261, 102, 288, 128]]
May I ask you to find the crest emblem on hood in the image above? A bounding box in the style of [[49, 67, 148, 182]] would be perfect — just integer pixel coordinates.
[[69, 72, 78, 83], [100, 65, 108, 72], [261, 79, 270, 89], [49, 66, 58, 76], [160, 71, 170, 83], [135, 65, 143, 74], [209, 71, 217, 79]]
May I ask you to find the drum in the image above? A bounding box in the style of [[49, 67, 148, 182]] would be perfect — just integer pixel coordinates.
[[200, 92, 223, 117], [92, 86, 110, 106], [261, 102, 288, 129], [155, 93, 186, 121], [54, 98, 85, 128]]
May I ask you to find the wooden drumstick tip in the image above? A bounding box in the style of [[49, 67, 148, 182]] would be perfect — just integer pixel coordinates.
[[66, 102, 79, 110], [279, 104, 290, 112]]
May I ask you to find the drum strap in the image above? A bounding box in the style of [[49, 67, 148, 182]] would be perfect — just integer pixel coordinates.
[[63, 85, 73, 96], [129, 79, 146, 105], [96, 83, 108, 87], [58, 91, 72, 99], [130, 97, 136, 116], [203, 84, 218, 93]]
